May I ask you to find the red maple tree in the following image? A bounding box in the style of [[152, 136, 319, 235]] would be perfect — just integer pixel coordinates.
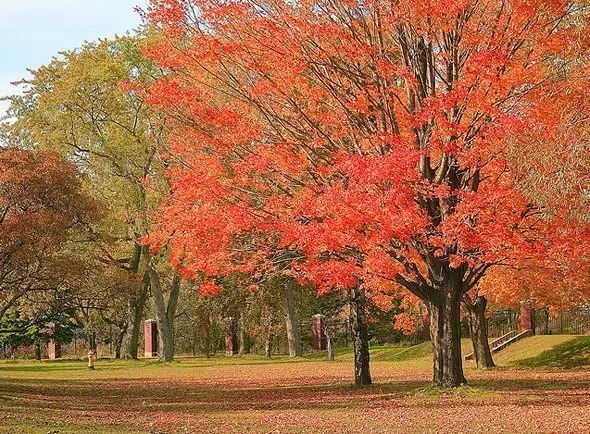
[[0, 148, 99, 320], [143, 0, 590, 387]]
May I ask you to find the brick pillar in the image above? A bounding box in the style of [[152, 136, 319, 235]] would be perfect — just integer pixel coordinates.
[[312, 314, 326, 350], [47, 339, 61, 360], [144, 320, 158, 358], [520, 300, 535, 333], [421, 304, 431, 341]]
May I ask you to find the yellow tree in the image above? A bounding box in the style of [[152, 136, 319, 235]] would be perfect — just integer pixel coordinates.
[[2, 33, 180, 360]]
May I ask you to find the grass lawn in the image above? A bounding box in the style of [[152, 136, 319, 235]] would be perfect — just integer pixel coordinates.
[[1, 336, 590, 433]]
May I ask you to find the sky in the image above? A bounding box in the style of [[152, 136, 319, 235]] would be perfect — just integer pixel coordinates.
[[0, 0, 145, 115]]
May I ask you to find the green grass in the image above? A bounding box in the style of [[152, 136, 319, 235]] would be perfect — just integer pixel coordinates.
[[492, 334, 581, 365], [0, 344, 432, 380], [370, 342, 433, 362], [510, 336, 590, 368], [303, 342, 432, 363], [413, 384, 495, 400], [2, 334, 587, 377]]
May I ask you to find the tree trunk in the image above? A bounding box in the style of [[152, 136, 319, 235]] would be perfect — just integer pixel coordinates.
[[238, 315, 249, 355], [265, 336, 272, 358], [326, 331, 335, 361], [466, 295, 495, 369], [124, 278, 149, 359], [88, 331, 97, 352], [203, 316, 212, 358], [283, 279, 302, 357], [544, 308, 549, 335], [155, 308, 174, 362], [123, 246, 148, 360], [429, 293, 467, 388], [34, 338, 42, 361], [349, 285, 371, 386], [265, 320, 273, 358], [114, 326, 127, 359], [148, 262, 181, 362]]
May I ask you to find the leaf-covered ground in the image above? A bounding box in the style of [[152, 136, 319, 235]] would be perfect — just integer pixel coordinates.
[[1, 336, 590, 433]]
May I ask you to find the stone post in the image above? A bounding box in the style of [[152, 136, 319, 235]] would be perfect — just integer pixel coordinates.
[[312, 314, 326, 350], [144, 319, 158, 358], [47, 339, 61, 360]]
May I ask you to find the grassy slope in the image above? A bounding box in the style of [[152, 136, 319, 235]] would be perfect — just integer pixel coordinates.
[[498, 335, 590, 368], [314, 334, 590, 369]]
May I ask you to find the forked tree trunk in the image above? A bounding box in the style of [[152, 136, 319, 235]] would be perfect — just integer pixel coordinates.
[[349, 285, 371, 386], [124, 284, 148, 359], [465, 295, 495, 369], [148, 263, 181, 362], [157, 316, 174, 362], [283, 279, 302, 357], [124, 246, 149, 360], [429, 292, 467, 388], [114, 326, 127, 359]]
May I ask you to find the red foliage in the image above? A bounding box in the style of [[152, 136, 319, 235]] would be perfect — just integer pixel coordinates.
[[198, 279, 224, 297], [142, 0, 590, 310], [0, 148, 99, 299]]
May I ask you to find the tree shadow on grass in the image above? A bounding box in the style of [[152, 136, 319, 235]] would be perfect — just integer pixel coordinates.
[[0, 377, 431, 413], [510, 336, 590, 369], [3, 376, 590, 434], [2, 373, 590, 416]]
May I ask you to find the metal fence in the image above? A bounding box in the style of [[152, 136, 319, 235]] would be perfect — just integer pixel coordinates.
[[486, 309, 520, 338], [485, 307, 590, 337], [534, 307, 590, 335]]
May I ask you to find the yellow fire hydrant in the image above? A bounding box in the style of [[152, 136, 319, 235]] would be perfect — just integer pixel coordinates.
[[87, 350, 96, 370]]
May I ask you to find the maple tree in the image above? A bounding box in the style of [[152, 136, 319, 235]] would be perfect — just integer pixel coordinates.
[[469, 252, 590, 369], [143, 0, 590, 386], [0, 148, 99, 325], [481, 255, 590, 312], [472, 59, 590, 369]]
